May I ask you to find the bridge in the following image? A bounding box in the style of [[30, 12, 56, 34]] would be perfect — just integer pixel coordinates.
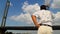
[[0, 26, 60, 34], [0, 26, 60, 30]]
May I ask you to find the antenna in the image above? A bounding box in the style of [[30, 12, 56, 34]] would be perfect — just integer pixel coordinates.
[[1, 0, 10, 27]]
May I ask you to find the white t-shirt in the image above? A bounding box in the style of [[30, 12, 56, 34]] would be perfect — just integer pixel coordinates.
[[32, 10, 55, 26]]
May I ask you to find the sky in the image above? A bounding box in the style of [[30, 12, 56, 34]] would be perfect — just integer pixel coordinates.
[[0, 0, 60, 26]]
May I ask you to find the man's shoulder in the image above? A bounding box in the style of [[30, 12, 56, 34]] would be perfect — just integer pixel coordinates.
[[45, 10, 51, 13], [32, 11, 41, 16]]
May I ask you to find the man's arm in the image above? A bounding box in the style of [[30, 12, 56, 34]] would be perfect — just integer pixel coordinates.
[[31, 15, 40, 28]]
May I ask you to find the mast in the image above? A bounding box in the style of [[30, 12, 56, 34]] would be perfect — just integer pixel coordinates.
[[1, 0, 10, 27]]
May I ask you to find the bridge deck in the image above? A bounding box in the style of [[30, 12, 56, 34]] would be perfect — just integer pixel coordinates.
[[0, 26, 60, 30]]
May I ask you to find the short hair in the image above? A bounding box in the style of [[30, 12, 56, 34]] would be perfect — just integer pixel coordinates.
[[40, 5, 47, 10]]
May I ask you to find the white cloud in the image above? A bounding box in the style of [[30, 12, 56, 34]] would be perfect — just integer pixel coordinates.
[[51, 0, 60, 8], [55, 12, 60, 18], [45, 0, 51, 6], [53, 12, 60, 25], [22, 1, 40, 15], [10, 13, 33, 24], [9, 1, 40, 24]]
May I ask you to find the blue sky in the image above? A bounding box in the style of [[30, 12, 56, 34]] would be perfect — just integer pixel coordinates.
[[0, 0, 60, 26]]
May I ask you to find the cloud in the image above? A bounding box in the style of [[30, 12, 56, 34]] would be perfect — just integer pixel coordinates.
[[51, 0, 60, 8], [10, 13, 33, 24], [55, 12, 60, 18], [9, 1, 40, 24], [45, 0, 51, 6], [22, 1, 40, 15], [53, 12, 60, 25]]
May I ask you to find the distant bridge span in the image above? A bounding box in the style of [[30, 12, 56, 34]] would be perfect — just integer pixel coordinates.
[[0, 26, 60, 30]]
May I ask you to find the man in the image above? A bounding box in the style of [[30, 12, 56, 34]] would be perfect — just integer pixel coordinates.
[[31, 5, 55, 34]]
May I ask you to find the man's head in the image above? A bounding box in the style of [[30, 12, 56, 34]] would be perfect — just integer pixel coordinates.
[[40, 5, 49, 10]]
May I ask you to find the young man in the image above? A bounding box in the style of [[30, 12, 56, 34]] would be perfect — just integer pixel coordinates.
[[31, 5, 55, 34]]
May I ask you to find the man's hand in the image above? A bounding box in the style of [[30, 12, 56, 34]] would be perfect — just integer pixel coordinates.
[[36, 24, 40, 28], [31, 15, 40, 28]]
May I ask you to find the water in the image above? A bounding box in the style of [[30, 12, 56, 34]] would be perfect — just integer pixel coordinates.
[[6, 30, 60, 34]]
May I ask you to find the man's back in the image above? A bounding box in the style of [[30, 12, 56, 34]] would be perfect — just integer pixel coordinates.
[[32, 10, 54, 25], [39, 10, 53, 22]]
